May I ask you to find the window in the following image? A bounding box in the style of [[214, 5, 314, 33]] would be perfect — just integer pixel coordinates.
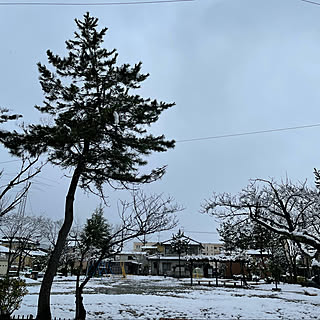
[[163, 263, 172, 273]]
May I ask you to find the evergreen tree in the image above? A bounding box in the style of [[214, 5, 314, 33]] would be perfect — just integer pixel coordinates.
[[0, 13, 175, 319], [76, 191, 179, 319], [80, 205, 111, 253], [0, 108, 21, 124], [76, 206, 111, 319]]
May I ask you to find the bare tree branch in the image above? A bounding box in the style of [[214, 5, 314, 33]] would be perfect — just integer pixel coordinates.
[[203, 177, 320, 255]]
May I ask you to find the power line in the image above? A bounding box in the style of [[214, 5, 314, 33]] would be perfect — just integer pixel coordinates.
[[170, 228, 219, 234], [176, 123, 320, 143], [185, 230, 218, 234], [0, 0, 193, 6], [0, 159, 21, 164], [300, 0, 320, 5]]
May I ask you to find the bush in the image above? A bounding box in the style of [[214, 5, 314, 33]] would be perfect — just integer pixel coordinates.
[[0, 277, 28, 318], [297, 276, 307, 284]]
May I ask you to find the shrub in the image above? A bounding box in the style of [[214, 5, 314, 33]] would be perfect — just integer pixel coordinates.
[[0, 277, 28, 318]]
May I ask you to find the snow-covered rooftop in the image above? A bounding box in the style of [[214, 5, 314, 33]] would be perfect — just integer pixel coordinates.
[[27, 250, 47, 257], [0, 245, 9, 253], [185, 253, 250, 262], [245, 249, 269, 256], [141, 245, 158, 249], [118, 251, 147, 255]]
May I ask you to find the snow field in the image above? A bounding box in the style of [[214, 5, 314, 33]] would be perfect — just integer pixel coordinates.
[[15, 275, 320, 319]]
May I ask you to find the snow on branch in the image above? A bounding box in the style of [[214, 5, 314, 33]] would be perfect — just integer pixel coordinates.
[[203, 177, 320, 255]]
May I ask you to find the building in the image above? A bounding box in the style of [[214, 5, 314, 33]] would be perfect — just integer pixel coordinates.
[[147, 235, 204, 277], [0, 237, 47, 275], [201, 243, 223, 256], [108, 251, 148, 275], [133, 237, 224, 278], [0, 245, 9, 276], [133, 242, 157, 252]]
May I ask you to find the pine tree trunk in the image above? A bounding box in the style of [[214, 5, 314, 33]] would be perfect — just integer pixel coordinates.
[[36, 194, 75, 319], [36, 156, 86, 320]]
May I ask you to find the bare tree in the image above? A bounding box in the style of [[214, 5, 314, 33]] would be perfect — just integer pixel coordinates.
[[0, 213, 46, 275], [0, 156, 43, 218], [41, 218, 64, 249], [0, 108, 43, 218], [202, 177, 320, 257], [75, 191, 180, 320]]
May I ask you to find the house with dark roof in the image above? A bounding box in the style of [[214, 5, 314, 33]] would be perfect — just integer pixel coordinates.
[[147, 233, 204, 277]]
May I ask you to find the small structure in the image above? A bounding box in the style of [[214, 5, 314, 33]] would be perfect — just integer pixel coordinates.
[[186, 253, 251, 286], [0, 245, 9, 276], [95, 251, 148, 276]]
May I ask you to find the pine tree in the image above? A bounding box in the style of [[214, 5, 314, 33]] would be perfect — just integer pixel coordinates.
[[76, 206, 111, 319], [0, 108, 21, 124], [1, 13, 175, 319], [80, 205, 111, 253]]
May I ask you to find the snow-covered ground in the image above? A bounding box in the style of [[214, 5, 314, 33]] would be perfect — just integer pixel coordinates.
[[15, 275, 320, 319]]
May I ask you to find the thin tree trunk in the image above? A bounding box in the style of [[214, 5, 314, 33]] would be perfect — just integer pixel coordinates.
[[76, 276, 86, 320], [178, 252, 181, 279], [76, 254, 86, 319], [75, 266, 96, 320], [259, 249, 268, 279], [293, 258, 298, 283], [241, 261, 247, 286], [6, 240, 13, 276], [76, 284, 86, 320], [16, 249, 23, 277], [36, 153, 87, 320], [215, 261, 218, 286], [75, 250, 110, 319], [77, 290, 86, 320]]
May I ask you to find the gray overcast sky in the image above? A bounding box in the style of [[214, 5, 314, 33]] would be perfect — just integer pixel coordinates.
[[1, 0, 320, 244]]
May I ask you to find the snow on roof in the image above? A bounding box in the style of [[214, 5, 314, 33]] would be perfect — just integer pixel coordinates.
[[27, 250, 47, 257], [185, 253, 250, 262], [245, 249, 269, 256], [0, 245, 9, 253], [147, 255, 188, 261], [118, 251, 147, 255], [141, 245, 158, 249]]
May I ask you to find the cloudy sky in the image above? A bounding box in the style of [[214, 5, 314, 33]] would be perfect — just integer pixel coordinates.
[[1, 0, 320, 244]]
